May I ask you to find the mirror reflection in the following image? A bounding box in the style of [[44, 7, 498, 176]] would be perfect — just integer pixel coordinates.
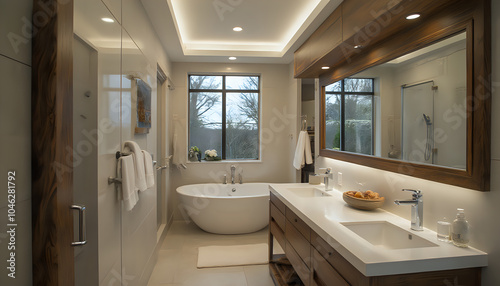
[[324, 32, 467, 169]]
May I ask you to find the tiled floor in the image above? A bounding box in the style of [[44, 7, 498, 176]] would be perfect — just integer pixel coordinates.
[[147, 221, 276, 286]]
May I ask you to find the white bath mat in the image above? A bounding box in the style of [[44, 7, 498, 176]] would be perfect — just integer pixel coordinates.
[[197, 243, 269, 268]]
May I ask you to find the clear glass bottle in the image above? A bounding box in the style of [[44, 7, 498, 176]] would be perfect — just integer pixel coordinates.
[[437, 217, 451, 242], [451, 208, 470, 247]]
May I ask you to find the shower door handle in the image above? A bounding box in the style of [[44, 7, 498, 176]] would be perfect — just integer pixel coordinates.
[[71, 204, 87, 246]]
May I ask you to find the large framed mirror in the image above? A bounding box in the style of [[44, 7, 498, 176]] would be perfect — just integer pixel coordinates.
[[319, 18, 491, 191]]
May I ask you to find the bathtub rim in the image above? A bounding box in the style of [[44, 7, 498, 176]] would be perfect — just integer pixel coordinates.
[[176, 182, 271, 199]]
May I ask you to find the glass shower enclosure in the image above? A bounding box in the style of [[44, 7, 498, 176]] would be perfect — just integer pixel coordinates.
[[401, 81, 436, 165]]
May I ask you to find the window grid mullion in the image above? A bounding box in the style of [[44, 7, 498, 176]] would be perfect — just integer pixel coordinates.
[[222, 76, 227, 160], [340, 80, 346, 151], [190, 89, 259, 93]]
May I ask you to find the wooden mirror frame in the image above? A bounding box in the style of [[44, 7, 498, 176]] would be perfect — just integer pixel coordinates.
[[319, 3, 491, 191]]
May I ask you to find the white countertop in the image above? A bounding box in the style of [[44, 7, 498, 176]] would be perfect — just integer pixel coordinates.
[[269, 183, 488, 276]]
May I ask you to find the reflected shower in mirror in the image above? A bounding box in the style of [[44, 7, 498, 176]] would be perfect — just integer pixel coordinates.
[[323, 32, 466, 169]]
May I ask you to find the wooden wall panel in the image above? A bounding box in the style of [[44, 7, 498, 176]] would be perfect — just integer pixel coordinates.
[[294, 7, 342, 77], [342, 0, 402, 41], [32, 0, 74, 285], [294, 0, 468, 78]]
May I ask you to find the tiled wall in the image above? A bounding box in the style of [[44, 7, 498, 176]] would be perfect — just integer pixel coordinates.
[[0, 1, 32, 285]]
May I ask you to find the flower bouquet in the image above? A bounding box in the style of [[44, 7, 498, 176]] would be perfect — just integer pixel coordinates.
[[188, 146, 201, 162], [204, 149, 221, 161]]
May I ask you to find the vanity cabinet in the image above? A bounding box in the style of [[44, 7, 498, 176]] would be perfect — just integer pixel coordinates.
[[311, 248, 349, 286], [270, 192, 311, 285], [269, 192, 482, 286]]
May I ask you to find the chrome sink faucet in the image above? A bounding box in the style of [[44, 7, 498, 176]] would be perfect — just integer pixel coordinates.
[[231, 165, 236, 184], [394, 189, 423, 231], [318, 168, 333, 191]]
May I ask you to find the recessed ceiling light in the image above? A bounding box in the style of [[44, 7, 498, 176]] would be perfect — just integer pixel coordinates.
[[354, 45, 363, 49], [101, 17, 115, 23], [406, 14, 421, 20], [229, 57, 237, 61], [321, 66, 330, 70], [233, 27, 243, 32]]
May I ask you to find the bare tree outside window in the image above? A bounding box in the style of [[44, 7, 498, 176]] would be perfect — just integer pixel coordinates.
[[189, 75, 260, 160], [324, 78, 374, 155]]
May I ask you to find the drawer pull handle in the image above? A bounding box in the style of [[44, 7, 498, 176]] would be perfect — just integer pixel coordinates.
[[328, 252, 333, 256], [294, 218, 298, 223]]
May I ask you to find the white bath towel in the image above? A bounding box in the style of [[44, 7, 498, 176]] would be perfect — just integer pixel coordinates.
[[118, 155, 139, 211], [304, 131, 313, 164], [123, 141, 148, 192], [142, 150, 155, 189], [172, 118, 187, 169], [293, 131, 313, 170]]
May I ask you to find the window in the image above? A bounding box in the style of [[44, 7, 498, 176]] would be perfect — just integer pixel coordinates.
[[188, 75, 260, 160], [324, 78, 374, 155]]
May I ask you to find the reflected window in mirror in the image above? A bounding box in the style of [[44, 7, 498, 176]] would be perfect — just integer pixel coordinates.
[[324, 78, 374, 155]]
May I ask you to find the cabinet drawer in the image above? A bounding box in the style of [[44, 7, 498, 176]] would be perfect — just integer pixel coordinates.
[[286, 221, 311, 269], [271, 202, 286, 232], [270, 220, 286, 252], [270, 191, 286, 214], [311, 232, 368, 285], [286, 238, 311, 286], [286, 206, 310, 241], [312, 249, 349, 286]]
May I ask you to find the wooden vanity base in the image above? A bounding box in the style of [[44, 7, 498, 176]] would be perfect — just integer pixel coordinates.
[[268, 192, 482, 286]]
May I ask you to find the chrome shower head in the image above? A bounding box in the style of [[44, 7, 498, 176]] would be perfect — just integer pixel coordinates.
[[423, 114, 432, 126]]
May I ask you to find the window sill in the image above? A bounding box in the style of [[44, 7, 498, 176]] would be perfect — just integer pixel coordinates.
[[186, 160, 262, 164]]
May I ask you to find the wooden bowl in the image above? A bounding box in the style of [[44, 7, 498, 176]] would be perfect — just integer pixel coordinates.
[[342, 192, 385, 210]]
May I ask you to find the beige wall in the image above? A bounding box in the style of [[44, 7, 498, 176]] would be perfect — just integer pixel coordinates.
[[169, 62, 297, 220], [314, 3, 500, 285]]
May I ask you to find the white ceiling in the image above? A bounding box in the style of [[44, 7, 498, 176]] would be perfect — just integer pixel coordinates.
[[141, 0, 342, 64]]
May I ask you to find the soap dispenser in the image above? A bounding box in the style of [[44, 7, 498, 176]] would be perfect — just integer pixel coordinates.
[[451, 208, 470, 247]]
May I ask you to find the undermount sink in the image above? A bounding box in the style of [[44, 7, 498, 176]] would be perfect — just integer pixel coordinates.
[[341, 221, 438, 249], [287, 187, 332, 198]]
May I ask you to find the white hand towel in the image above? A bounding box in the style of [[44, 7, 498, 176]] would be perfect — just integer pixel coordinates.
[[142, 150, 155, 189], [118, 155, 139, 211], [304, 132, 313, 165], [123, 141, 147, 192], [293, 131, 306, 170], [293, 131, 313, 170]]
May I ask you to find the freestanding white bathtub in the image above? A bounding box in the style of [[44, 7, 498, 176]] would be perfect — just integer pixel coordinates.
[[176, 183, 270, 234]]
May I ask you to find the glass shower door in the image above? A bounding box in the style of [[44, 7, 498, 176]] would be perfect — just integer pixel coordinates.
[[402, 81, 435, 164]]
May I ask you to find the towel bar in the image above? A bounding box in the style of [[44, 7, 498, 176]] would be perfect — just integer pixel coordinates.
[[116, 150, 155, 160], [115, 151, 132, 159], [108, 177, 122, 185]]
